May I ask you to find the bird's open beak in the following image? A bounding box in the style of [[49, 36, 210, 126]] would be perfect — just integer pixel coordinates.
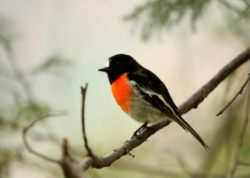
[[98, 67, 110, 72]]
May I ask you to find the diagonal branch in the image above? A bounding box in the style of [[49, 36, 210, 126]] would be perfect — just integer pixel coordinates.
[[23, 48, 250, 177], [179, 47, 250, 114], [216, 73, 250, 116], [86, 48, 250, 169]]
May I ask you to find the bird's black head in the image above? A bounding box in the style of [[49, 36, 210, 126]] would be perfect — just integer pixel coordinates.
[[99, 54, 140, 83]]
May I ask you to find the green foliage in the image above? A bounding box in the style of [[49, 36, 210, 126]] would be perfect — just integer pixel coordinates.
[[0, 16, 71, 178], [218, 10, 250, 46], [0, 16, 18, 53], [0, 147, 24, 178], [124, 0, 211, 40], [124, 0, 250, 40], [31, 55, 72, 75]]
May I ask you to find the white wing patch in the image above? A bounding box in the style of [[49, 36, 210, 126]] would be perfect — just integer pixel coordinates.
[[129, 80, 180, 119]]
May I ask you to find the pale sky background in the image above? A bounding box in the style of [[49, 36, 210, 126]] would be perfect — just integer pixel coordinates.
[[0, 0, 246, 177]]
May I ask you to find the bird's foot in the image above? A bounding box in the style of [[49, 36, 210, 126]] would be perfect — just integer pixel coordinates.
[[131, 121, 148, 138]]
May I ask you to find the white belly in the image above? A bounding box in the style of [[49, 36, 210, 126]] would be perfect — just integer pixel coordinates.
[[128, 88, 166, 123]]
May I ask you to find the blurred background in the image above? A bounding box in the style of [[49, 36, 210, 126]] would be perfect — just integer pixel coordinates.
[[0, 0, 249, 178]]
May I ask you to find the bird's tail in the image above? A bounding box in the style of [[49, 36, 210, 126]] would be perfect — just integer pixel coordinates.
[[173, 115, 209, 149]]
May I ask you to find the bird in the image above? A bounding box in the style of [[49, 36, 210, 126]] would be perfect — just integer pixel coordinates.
[[99, 54, 208, 149]]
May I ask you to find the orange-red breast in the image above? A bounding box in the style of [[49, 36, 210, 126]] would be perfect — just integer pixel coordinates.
[[99, 54, 208, 149]]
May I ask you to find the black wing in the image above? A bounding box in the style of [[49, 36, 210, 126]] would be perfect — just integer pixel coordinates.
[[128, 68, 209, 149], [128, 68, 180, 116]]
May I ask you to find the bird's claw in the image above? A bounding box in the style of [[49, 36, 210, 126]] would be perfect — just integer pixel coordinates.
[[131, 121, 148, 138]]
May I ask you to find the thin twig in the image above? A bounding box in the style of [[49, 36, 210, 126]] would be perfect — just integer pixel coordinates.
[[22, 113, 61, 164], [179, 48, 250, 114], [62, 138, 69, 156], [4, 42, 33, 102], [228, 88, 250, 178], [81, 84, 94, 157], [217, 73, 250, 116]]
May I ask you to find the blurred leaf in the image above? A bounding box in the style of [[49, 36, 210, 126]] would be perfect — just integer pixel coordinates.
[[223, 12, 250, 47], [31, 55, 72, 75], [124, 0, 250, 40], [0, 16, 18, 51], [0, 15, 71, 178], [0, 147, 24, 178], [11, 102, 51, 130], [124, 0, 211, 40]]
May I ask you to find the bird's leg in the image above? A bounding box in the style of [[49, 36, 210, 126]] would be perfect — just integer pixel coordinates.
[[132, 121, 148, 138]]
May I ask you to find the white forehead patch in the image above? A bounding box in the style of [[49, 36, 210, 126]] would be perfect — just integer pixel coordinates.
[[104, 60, 110, 68]]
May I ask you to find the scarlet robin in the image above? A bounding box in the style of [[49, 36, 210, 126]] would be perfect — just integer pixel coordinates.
[[99, 54, 208, 149]]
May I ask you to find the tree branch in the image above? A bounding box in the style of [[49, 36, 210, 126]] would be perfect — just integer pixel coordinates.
[[228, 88, 250, 178], [84, 48, 250, 169], [60, 138, 86, 178], [22, 113, 61, 164], [81, 84, 94, 157], [179, 48, 250, 114], [217, 73, 250, 116], [23, 48, 250, 177]]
